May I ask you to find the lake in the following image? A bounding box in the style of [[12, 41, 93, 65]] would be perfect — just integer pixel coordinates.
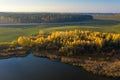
[[0, 54, 118, 80]]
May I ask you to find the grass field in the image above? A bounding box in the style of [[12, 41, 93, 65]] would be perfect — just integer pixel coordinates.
[[93, 15, 120, 21], [0, 17, 120, 42]]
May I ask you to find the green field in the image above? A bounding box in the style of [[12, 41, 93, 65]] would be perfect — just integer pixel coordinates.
[[0, 19, 120, 42], [93, 15, 120, 21]]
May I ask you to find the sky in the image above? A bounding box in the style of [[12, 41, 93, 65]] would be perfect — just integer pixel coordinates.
[[0, 0, 120, 13]]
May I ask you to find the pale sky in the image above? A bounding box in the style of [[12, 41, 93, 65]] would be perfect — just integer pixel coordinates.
[[0, 0, 120, 13]]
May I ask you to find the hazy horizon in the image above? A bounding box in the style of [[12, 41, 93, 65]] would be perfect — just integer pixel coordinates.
[[0, 0, 120, 13], [0, 10, 120, 13]]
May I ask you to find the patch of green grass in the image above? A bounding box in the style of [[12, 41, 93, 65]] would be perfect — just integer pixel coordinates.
[[0, 25, 39, 42], [93, 15, 120, 21]]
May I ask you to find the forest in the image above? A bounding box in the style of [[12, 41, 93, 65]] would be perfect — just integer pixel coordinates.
[[0, 13, 93, 23], [12, 30, 120, 56]]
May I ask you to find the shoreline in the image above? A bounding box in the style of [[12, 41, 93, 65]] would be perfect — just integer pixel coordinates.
[[33, 50, 120, 77], [0, 49, 120, 77]]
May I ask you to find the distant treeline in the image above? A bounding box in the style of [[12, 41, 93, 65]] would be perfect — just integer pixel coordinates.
[[0, 13, 93, 23]]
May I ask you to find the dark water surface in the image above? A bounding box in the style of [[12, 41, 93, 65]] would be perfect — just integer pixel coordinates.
[[0, 54, 118, 80]]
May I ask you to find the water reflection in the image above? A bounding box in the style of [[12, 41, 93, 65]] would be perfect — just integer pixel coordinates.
[[0, 54, 118, 80]]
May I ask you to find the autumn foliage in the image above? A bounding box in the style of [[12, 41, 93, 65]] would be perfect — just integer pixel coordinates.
[[16, 30, 120, 56]]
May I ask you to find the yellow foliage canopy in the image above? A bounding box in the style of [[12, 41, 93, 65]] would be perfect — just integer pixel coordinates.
[[18, 36, 31, 47]]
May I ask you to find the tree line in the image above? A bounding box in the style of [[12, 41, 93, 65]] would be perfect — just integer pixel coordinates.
[[0, 13, 93, 23]]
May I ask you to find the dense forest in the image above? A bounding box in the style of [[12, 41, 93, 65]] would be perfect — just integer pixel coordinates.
[[11, 30, 120, 56], [0, 13, 93, 23]]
